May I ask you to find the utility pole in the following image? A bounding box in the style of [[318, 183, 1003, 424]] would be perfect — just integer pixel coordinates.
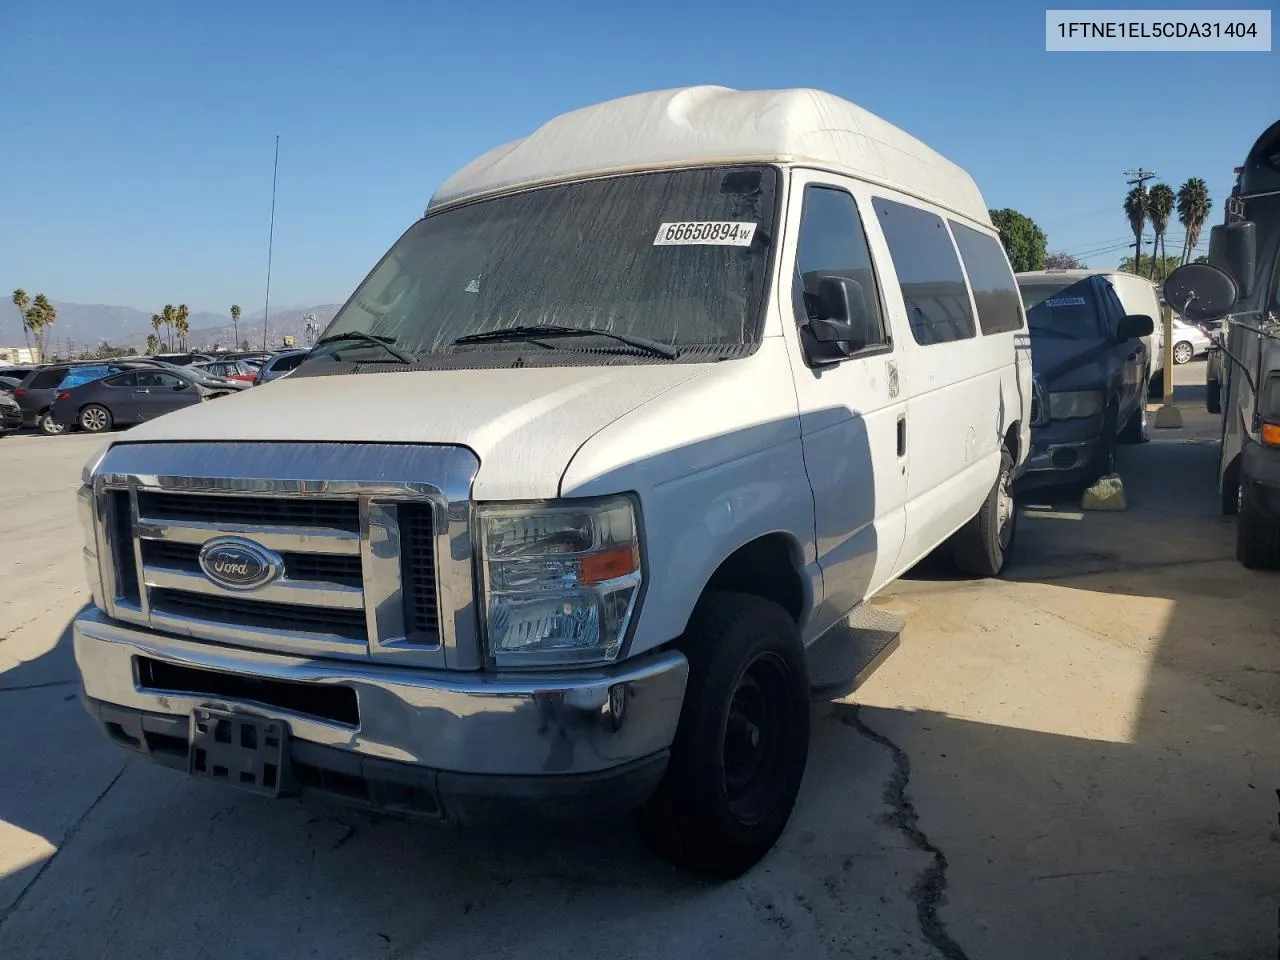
[[1123, 167, 1158, 270], [262, 135, 280, 352]]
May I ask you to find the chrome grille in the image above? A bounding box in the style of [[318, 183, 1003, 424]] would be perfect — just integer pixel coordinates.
[[91, 441, 482, 669]]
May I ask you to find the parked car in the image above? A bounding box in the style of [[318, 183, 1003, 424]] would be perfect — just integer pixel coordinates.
[[50, 365, 245, 433], [0, 375, 22, 393], [1039, 270, 1165, 396], [252, 349, 308, 384], [13, 361, 143, 435], [1169, 316, 1213, 364], [192, 359, 258, 384], [0, 365, 37, 382], [71, 86, 1033, 878], [1016, 271, 1154, 488], [0, 389, 20, 435]]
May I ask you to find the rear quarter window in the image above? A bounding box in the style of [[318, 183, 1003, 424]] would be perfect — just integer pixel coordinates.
[[949, 222, 1025, 335], [28, 370, 67, 389], [871, 197, 976, 346]]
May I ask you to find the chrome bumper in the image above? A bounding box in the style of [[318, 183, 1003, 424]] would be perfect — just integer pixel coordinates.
[[73, 606, 689, 781]]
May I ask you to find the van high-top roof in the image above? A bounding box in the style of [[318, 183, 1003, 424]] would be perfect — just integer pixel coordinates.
[[427, 86, 991, 227]]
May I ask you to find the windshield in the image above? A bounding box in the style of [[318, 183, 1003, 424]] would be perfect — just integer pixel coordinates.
[[1019, 280, 1103, 339], [306, 165, 778, 370]]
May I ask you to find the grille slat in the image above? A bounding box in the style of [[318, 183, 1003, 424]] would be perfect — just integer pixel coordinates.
[[143, 540, 363, 589], [398, 504, 439, 639], [110, 491, 141, 604], [137, 492, 360, 533], [150, 588, 368, 639]]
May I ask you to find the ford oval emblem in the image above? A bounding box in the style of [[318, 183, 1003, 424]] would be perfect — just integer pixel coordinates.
[[197, 537, 283, 591]]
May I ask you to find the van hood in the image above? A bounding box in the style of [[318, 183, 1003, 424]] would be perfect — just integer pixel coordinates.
[[111, 364, 713, 500]]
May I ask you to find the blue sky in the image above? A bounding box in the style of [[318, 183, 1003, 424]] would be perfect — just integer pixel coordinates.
[[1, 0, 1275, 315]]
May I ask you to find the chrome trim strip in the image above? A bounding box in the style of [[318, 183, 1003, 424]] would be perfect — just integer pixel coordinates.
[[137, 517, 362, 556], [362, 500, 446, 667], [143, 566, 365, 609], [147, 608, 368, 658], [128, 488, 150, 619]]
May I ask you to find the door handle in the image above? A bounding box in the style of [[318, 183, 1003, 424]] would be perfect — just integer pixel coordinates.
[[897, 415, 907, 457]]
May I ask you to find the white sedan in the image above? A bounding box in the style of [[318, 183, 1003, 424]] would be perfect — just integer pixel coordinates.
[[1171, 318, 1214, 364]]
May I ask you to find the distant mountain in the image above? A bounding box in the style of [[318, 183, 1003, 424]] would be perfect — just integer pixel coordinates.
[[0, 301, 341, 355]]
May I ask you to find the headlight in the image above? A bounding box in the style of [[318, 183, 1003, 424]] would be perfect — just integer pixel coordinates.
[[1048, 389, 1105, 420], [477, 495, 643, 667]]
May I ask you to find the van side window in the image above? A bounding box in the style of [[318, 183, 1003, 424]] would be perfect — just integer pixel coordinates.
[[793, 185, 887, 348], [872, 198, 976, 346], [949, 221, 1025, 335]]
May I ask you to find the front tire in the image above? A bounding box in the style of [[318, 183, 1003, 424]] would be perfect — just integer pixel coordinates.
[[636, 592, 809, 879], [1222, 456, 1241, 516], [951, 446, 1017, 577], [1237, 491, 1280, 569], [79, 404, 113, 433], [1118, 399, 1149, 444], [37, 411, 67, 436], [1173, 341, 1194, 365], [1085, 407, 1119, 485]]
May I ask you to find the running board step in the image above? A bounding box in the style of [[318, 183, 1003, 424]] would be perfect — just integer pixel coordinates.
[[806, 604, 904, 701]]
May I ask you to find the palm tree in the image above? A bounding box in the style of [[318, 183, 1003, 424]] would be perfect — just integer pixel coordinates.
[[175, 304, 190, 350], [230, 304, 241, 349], [25, 294, 56, 360], [1123, 186, 1148, 276], [151, 312, 163, 345], [145, 333, 160, 355], [1177, 178, 1212, 264], [11, 289, 31, 355], [161, 304, 176, 351], [1146, 183, 1176, 282]]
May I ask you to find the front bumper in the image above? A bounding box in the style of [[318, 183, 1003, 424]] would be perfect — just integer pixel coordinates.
[[1017, 437, 1098, 489], [73, 606, 688, 819]]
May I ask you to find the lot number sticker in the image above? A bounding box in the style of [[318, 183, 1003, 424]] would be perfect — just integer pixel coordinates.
[[654, 221, 757, 246], [1044, 296, 1087, 307]]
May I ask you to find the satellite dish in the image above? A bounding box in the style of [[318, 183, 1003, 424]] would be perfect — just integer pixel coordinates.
[[1162, 263, 1238, 323]]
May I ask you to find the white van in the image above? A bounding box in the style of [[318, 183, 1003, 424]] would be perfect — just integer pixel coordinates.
[[71, 87, 1032, 877]]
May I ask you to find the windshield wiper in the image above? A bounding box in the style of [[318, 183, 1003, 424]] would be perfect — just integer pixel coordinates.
[[310, 331, 415, 364], [452, 324, 677, 359]]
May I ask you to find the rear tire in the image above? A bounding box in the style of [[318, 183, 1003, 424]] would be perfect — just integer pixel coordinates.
[[78, 404, 113, 433], [1207, 377, 1222, 415], [37, 411, 67, 436], [635, 592, 809, 879], [951, 446, 1017, 577], [1237, 491, 1280, 569]]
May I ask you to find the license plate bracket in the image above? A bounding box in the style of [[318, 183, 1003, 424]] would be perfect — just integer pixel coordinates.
[[189, 708, 287, 798]]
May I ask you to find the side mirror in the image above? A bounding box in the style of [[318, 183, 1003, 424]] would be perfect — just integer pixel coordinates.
[[1208, 222, 1255, 299], [173, 381, 190, 391], [801, 276, 872, 364], [1117, 313, 1154, 341], [1163, 262, 1239, 323]]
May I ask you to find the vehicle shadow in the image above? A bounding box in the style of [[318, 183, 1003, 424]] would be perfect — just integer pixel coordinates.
[[0, 394, 1277, 959]]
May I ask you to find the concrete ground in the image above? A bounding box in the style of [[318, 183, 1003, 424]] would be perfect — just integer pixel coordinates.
[[1, 360, 1277, 959]]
